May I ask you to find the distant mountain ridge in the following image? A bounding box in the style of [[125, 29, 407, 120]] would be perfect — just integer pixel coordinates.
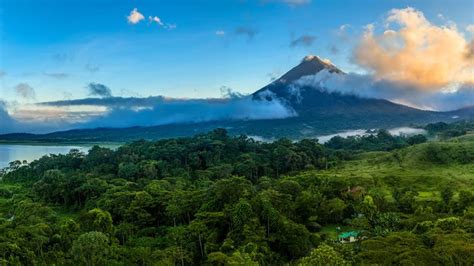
[[1, 55, 472, 142]]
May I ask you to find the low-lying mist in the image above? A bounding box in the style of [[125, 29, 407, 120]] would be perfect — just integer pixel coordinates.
[[0, 94, 297, 134]]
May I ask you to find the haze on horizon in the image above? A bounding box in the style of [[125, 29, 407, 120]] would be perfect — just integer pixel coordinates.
[[0, 0, 473, 134]]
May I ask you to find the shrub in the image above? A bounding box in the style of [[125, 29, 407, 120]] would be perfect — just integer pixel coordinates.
[[435, 217, 460, 231]]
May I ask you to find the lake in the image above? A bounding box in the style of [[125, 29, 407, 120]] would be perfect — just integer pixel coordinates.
[[0, 144, 91, 169]]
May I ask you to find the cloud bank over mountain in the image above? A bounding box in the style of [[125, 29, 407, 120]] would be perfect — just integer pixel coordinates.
[[0, 93, 296, 134], [0, 101, 70, 134], [78, 95, 295, 129], [294, 69, 474, 111]]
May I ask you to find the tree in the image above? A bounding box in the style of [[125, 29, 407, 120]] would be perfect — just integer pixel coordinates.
[[319, 198, 347, 223], [372, 212, 400, 236], [298, 244, 348, 266], [393, 188, 417, 213], [274, 218, 312, 259], [407, 134, 427, 145], [59, 218, 80, 248], [457, 190, 474, 212], [424, 144, 449, 164], [33, 169, 66, 203], [71, 232, 112, 266], [440, 186, 454, 206], [81, 208, 114, 235], [118, 163, 139, 180], [359, 195, 378, 226], [231, 199, 253, 230], [125, 191, 155, 226], [207, 250, 259, 265]]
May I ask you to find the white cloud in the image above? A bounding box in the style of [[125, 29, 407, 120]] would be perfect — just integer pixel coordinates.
[[149, 16, 164, 26], [148, 15, 176, 29], [215, 30, 225, 36], [127, 8, 145, 24], [339, 24, 350, 31]]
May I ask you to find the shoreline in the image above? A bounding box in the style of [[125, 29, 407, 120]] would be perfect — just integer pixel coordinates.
[[0, 141, 123, 147]]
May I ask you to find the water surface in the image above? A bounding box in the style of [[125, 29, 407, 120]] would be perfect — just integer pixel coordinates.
[[0, 144, 90, 169]]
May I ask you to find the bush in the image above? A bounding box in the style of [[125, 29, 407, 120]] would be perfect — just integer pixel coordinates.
[[435, 217, 460, 231], [413, 221, 434, 234]]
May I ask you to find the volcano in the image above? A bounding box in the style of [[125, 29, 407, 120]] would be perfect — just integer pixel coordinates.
[[0, 55, 471, 142], [252, 55, 431, 117], [253, 55, 344, 100]]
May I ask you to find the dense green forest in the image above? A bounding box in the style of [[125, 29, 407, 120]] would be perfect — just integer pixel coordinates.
[[0, 121, 473, 265]]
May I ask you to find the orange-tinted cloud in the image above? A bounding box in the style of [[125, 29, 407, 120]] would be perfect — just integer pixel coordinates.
[[127, 8, 145, 24], [353, 7, 474, 90]]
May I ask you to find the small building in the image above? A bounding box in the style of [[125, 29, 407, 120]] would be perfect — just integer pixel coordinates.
[[338, 231, 360, 243]]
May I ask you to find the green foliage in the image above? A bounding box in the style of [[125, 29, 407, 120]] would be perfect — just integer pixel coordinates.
[[71, 231, 112, 265], [440, 186, 454, 205], [422, 142, 474, 164], [435, 217, 460, 231], [0, 125, 473, 264], [319, 198, 347, 224], [413, 221, 434, 234], [324, 129, 427, 152], [298, 244, 348, 266], [457, 190, 474, 212], [406, 134, 428, 145], [81, 208, 114, 235]]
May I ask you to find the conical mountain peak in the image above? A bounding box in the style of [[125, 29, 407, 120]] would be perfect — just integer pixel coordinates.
[[277, 55, 343, 85], [252, 55, 344, 100]]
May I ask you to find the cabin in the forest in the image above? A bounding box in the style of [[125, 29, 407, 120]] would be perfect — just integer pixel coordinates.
[[338, 231, 360, 243]]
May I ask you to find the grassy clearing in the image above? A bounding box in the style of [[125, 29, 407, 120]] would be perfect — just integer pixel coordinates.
[[320, 224, 354, 240], [304, 140, 474, 201]]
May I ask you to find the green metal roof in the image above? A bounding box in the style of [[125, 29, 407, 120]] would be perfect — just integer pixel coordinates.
[[338, 231, 359, 239]]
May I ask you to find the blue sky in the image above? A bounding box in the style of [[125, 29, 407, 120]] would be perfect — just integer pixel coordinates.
[[2, 0, 473, 103]]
